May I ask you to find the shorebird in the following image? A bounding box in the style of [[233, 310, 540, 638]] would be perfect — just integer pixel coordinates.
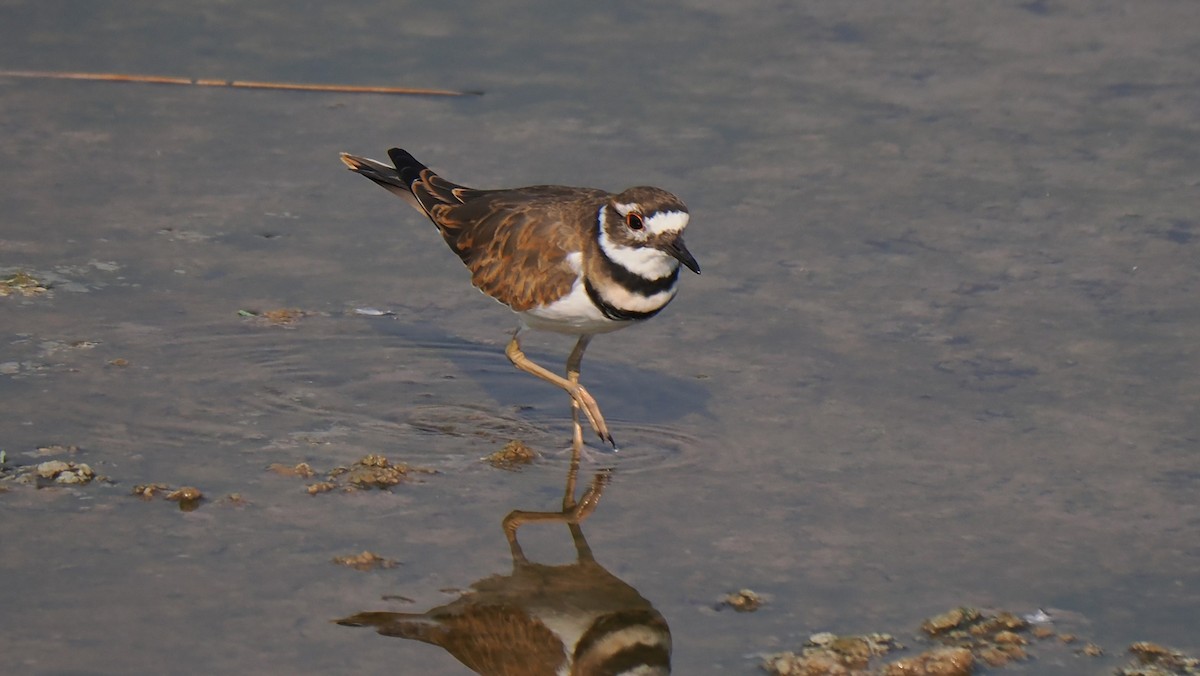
[[338, 461, 671, 674], [340, 148, 699, 447]]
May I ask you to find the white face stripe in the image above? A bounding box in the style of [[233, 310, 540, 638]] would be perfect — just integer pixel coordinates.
[[643, 210, 689, 236], [612, 203, 689, 237]]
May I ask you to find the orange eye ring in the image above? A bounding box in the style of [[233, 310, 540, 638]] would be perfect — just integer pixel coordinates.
[[625, 212, 644, 230]]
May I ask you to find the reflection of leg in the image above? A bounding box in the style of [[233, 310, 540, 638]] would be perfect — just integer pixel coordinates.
[[505, 330, 613, 446], [571, 470, 608, 523], [569, 396, 585, 451], [562, 441, 582, 510], [503, 471, 608, 533], [503, 464, 610, 562], [560, 435, 600, 563], [568, 522, 594, 563]]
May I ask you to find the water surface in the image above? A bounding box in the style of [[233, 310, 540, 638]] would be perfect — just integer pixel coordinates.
[[2, 1, 1198, 673]]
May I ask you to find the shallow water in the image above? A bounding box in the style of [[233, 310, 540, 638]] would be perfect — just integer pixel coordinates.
[[2, 1, 1198, 674]]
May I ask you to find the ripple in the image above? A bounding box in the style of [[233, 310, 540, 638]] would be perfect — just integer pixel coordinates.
[[36, 317, 700, 479], [595, 420, 701, 475], [485, 416, 702, 477]]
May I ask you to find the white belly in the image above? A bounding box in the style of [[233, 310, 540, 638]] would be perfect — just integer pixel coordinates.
[[519, 282, 630, 335]]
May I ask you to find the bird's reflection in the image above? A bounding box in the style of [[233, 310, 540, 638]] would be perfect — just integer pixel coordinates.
[[338, 454, 672, 675]]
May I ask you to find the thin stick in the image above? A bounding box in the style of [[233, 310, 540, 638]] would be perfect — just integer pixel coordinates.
[[0, 69, 480, 97]]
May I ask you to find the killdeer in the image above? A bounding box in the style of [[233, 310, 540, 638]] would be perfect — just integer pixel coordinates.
[[338, 462, 672, 675], [340, 148, 699, 447]]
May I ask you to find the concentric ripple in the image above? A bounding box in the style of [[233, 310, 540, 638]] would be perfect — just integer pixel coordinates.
[[22, 315, 701, 479]]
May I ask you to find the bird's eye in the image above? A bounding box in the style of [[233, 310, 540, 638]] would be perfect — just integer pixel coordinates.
[[625, 212, 644, 230]]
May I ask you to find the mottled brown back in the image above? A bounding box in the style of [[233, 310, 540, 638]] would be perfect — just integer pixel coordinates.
[[346, 149, 614, 312], [427, 187, 608, 310]]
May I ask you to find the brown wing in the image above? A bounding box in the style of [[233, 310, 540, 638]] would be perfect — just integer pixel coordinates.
[[347, 149, 608, 311], [428, 187, 608, 311]]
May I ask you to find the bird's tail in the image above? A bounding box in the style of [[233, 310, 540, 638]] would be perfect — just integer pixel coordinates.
[[336, 611, 448, 644], [341, 148, 476, 217], [340, 151, 424, 212]]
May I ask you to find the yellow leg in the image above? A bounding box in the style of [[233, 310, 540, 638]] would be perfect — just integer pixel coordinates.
[[566, 335, 593, 451], [505, 331, 613, 447]]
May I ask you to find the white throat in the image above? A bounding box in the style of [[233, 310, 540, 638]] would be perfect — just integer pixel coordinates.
[[597, 207, 680, 280]]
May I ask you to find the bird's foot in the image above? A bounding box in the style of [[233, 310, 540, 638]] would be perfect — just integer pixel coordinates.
[[568, 383, 615, 448]]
